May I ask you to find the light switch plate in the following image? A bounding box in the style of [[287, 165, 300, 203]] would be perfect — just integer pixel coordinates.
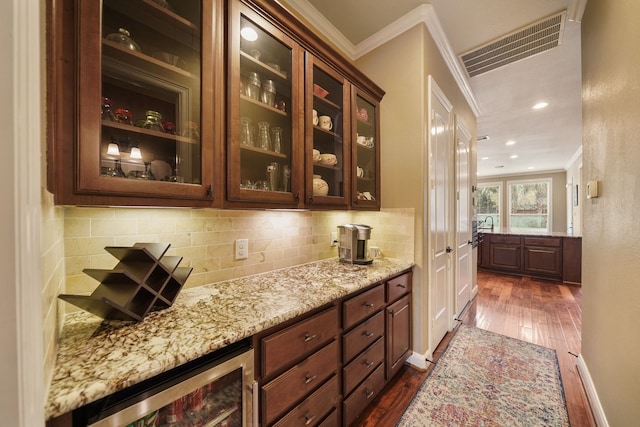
[[235, 239, 248, 260], [330, 231, 338, 246]]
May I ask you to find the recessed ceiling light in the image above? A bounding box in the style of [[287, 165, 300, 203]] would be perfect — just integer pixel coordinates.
[[510, 154, 519, 159], [528, 166, 535, 170], [533, 102, 549, 110], [481, 156, 489, 160], [505, 140, 516, 146]]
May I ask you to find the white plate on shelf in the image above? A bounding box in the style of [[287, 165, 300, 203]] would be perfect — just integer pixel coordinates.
[[150, 160, 172, 181]]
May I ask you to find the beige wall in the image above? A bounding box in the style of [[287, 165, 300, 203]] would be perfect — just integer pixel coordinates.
[[478, 170, 568, 232], [581, 0, 640, 423], [356, 23, 477, 357]]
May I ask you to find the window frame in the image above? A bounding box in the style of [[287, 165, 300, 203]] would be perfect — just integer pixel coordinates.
[[476, 181, 502, 229], [506, 177, 553, 233]]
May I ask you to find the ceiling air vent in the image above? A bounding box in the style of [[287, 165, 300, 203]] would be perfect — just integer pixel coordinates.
[[460, 11, 566, 77]]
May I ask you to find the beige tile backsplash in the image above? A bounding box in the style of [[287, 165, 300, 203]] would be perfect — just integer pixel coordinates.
[[61, 207, 414, 305]]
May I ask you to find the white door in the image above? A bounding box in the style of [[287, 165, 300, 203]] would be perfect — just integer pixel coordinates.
[[428, 77, 454, 350], [455, 118, 472, 317]]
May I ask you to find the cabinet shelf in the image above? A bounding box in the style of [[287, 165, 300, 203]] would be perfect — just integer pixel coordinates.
[[240, 51, 288, 81], [102, 121, 198, 144], [314, 94, 341, 110], [104, 0, 200, 42], [240, 95, 288, 117], [103, 40, 197, 83], [313, 163, 340, 171], [240, 144, 288, 159], [313, 125, 342, 139]]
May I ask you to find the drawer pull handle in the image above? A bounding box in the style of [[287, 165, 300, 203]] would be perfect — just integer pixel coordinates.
[[365, 389, 375, 399], [365, 359, 374, 368], [364, 302, 375, 308], [304, 414, 317, 425], [304, 374, 317, 384], [396, 283, 406, 288], [304, 333, 317, 342], [363, 331, 374, 338]]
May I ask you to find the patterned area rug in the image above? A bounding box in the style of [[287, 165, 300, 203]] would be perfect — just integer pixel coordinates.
[[398, 324, 569, 426]]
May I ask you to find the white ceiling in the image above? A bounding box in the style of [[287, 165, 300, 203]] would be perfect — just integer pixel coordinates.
[[283, 0, 583, 178]]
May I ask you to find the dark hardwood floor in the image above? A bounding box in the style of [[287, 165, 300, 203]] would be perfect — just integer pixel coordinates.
[[356, 270, 596, 427]]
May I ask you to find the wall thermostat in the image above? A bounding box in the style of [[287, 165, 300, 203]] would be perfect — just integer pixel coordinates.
[[586, 180, 599, 199]]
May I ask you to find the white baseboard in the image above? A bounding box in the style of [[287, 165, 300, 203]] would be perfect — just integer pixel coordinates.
[[406, 349, 432, 371], [577, 355, 609, 427]]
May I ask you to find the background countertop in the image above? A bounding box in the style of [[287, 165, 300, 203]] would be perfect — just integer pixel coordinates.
[[45, 257, 414, 420]]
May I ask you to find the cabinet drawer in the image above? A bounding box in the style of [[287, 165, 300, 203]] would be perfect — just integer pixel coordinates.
[[273, 375, 339, 427], [524, 237, 562, 247], [343, 337, 384, 396], [343, 284, 384, 329], [386, 272, 411, 303], [490, 235, 521, 245], [263, 340, 338, 425], [343, 311, 384, 363], [262, 307, 339, 378], [318, 408, 339, 427], [343, 364, 385, 427]]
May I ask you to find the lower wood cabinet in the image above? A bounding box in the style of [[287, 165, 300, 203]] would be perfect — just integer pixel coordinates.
[[479, 233, 581, 283], [254, 269, 413, 427]]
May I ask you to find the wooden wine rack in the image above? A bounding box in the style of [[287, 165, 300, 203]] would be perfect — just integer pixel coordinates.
[[59, 243, 192, 321]]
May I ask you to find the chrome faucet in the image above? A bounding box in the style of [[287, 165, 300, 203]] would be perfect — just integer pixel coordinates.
[[479, 216, 495, 231]]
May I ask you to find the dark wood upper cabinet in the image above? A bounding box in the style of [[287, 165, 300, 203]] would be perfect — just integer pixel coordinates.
[[47, 0, 383, 209], [48, 0, 224, 207]]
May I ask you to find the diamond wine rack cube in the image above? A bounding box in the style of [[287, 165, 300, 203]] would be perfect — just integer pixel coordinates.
[[59, 243, 192, 321]]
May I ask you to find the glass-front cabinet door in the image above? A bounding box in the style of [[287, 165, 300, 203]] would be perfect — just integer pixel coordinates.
[[227, 1, 303, 207], [75, 0, 217, 204], [305, 54, 350, 208], [352, 89, 381, 209]]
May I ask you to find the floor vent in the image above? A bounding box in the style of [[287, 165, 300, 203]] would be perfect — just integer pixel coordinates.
[[460, 11, 566, 77]]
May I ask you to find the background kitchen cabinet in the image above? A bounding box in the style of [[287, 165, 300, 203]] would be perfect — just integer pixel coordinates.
[[489, 235, 522, 272], [48, 0, 224, 207], [523, 237, 563, 278]]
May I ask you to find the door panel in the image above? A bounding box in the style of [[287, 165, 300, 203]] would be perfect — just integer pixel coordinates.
[[455, 119, 472, 317], [429, 77, 453, 351]]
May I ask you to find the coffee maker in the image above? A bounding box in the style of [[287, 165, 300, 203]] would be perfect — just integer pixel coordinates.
[[338, 224, 373, 265]]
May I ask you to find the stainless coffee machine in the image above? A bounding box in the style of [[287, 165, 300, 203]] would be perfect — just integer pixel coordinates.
[[338, 224, 373, 265]]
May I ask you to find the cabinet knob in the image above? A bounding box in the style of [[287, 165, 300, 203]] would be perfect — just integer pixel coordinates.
[[363, 331, 374, 338], [364, 359, 374, 368], [363, 302, 375, 308], [304, 414, 317, 426], [304, 374, 317, 384], [304, 333, 317, 342], [365, 389, 375, 399]]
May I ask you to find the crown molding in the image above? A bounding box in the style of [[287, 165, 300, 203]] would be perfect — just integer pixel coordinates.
[[568, 0, 588, 22], [565, 145, 583, 170], [279, 0, 356, 58], [280, 1, 480, 117]]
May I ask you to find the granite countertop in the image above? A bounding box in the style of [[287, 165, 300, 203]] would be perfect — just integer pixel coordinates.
[[45, 257, 414, 420], [478, 228, 581, 238]]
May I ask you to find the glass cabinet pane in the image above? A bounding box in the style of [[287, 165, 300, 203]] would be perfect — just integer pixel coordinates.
[[228, 5, 301, 206], [99, 0, 202, 185], [353, 92, 379, 208], [307, 56, 350, 207]]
